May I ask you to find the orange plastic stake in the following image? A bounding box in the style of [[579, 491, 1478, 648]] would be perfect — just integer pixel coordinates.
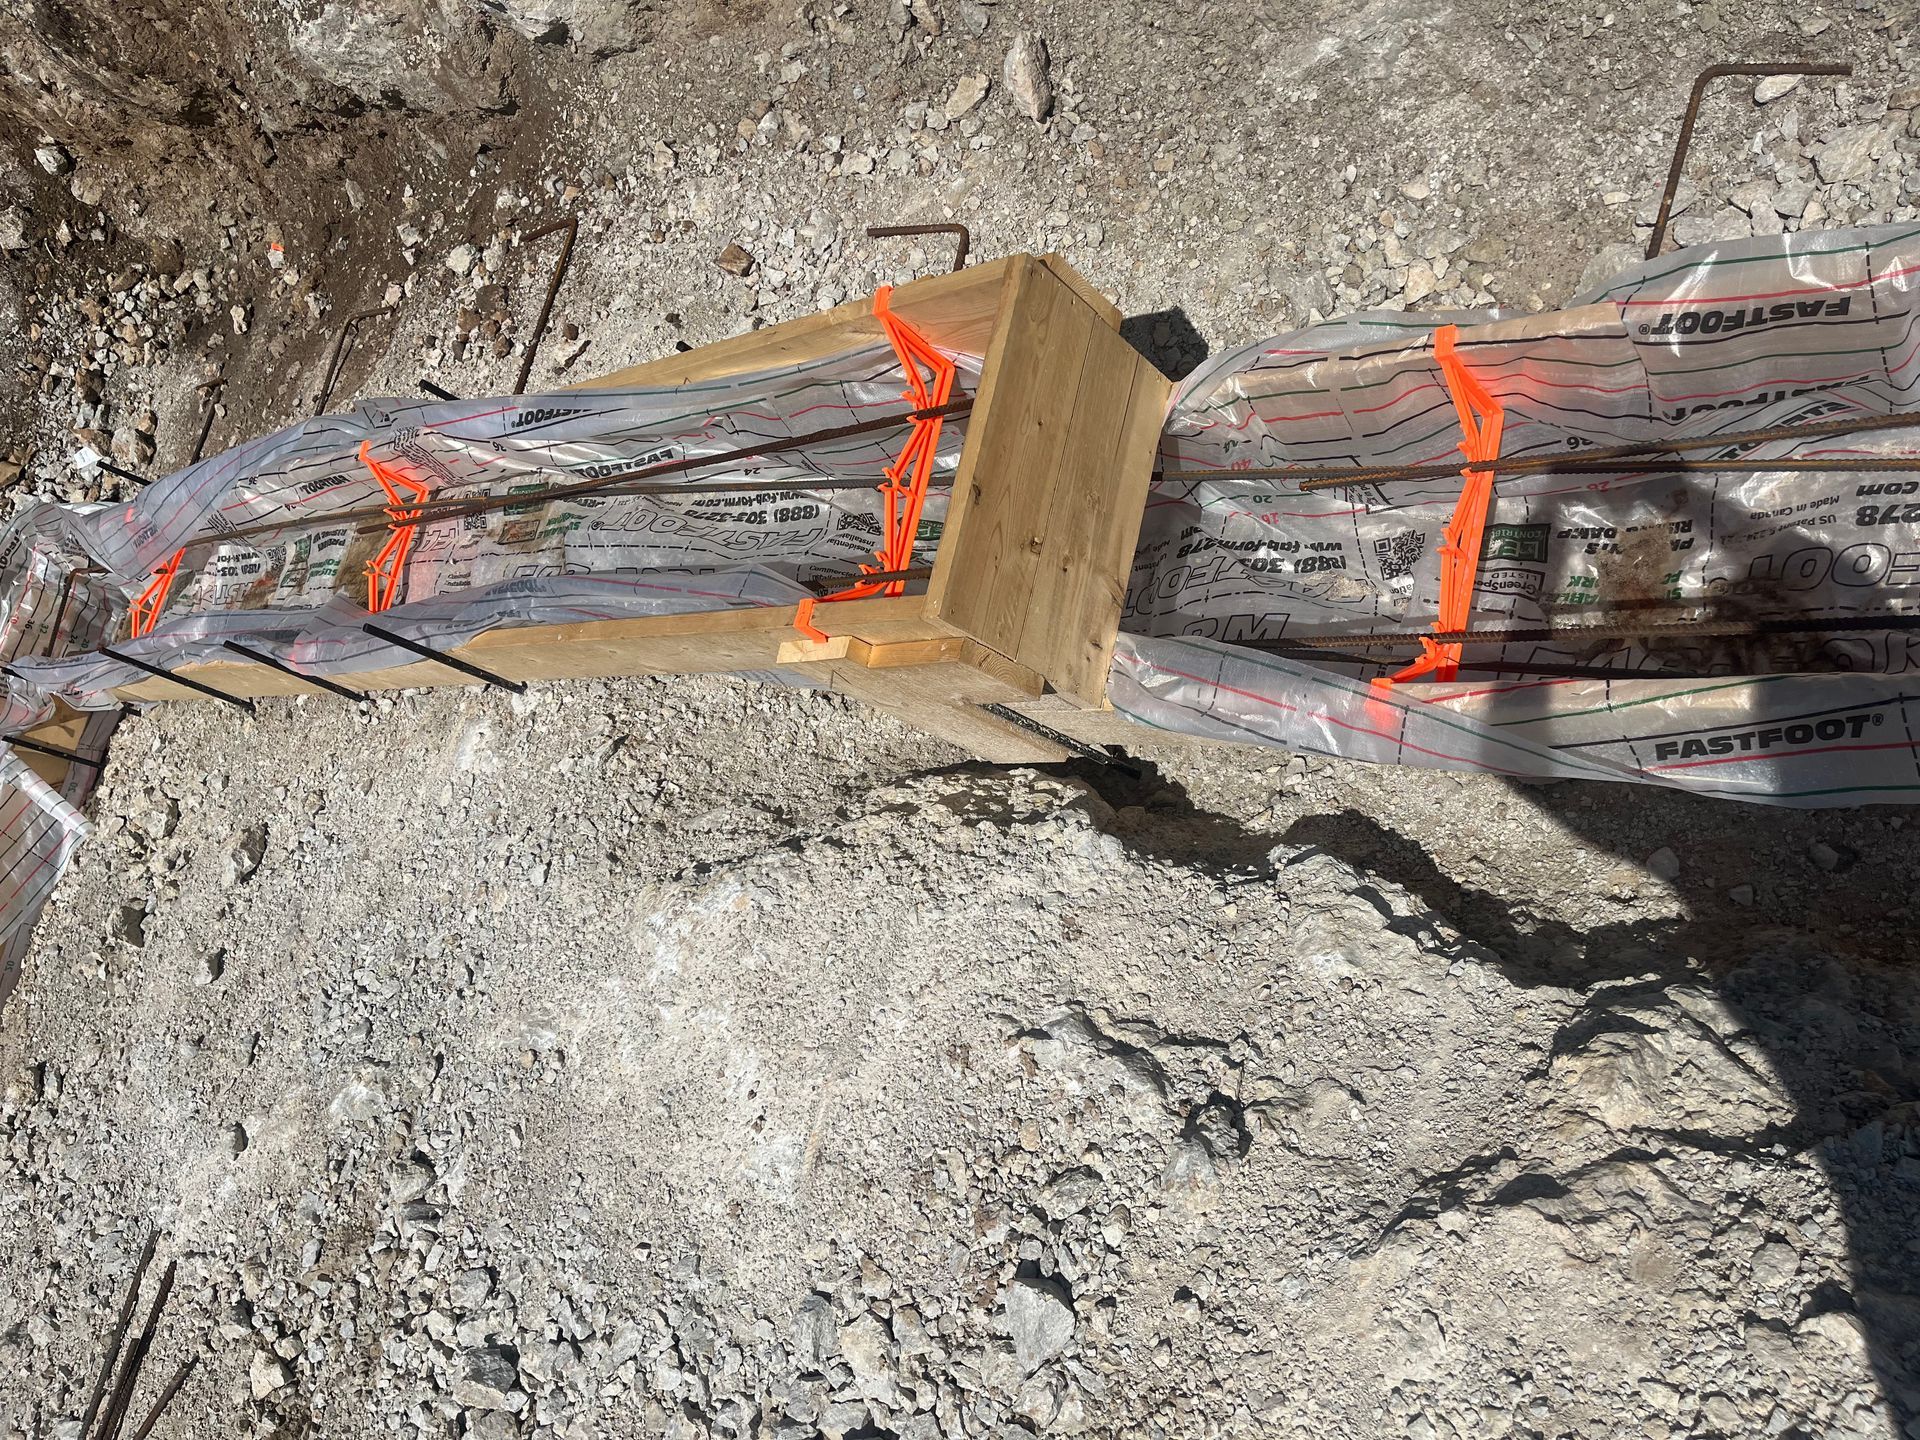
[[792, 597, 829, 643], [128, 548, 186, 638], [799, 285, 958, 632], [358, 441, 434, 614], [1378, 325, 1504, 689]]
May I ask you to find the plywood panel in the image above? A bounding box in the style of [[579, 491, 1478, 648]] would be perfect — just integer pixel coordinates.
[[577, 257, 1018, 391], [1017, 339, 1170, 704], [927, 257, 1100, 662]]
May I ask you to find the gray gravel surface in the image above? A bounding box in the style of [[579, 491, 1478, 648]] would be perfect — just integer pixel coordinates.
[[3, 0, 1920, 1436]]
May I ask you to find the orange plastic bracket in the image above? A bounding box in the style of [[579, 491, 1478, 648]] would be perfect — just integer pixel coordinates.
[[795, 285, 958, 641], [792, 596, 829, 643], [1376, 325, 1504, 689], [128, 548, 186, 638], [358, 440, 434, 615]]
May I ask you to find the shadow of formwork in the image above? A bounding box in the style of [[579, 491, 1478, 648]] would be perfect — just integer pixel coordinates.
[[1279, 777, 1920, 1429], [1121, 307, 1209, 383]]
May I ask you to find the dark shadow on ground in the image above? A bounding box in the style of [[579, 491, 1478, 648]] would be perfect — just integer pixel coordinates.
[[1277, 775, 1920, 1427], [1051, 753, 1920, 1424], [1120, 308, 1209, 382], [1053, 752, 1920, 1423]]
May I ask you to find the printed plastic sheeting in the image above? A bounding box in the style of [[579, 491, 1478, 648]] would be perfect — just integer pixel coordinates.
[[0, 752, 88, 947], [7, 337, 977, 708], [1125, 223, 1920, 805], [0, 333, 977, 947]]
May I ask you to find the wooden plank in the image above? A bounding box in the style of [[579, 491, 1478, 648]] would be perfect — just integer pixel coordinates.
[[1016, 335, 1170, 705], [576, 257, 1018, 391], [13, 705, 90, 789], [1039, 254, 1123, 332], [847, 638, 1047, 701], [109, 594, 949, 703], [788, 652, 1067, 763], [927, 257, 1100, 664]]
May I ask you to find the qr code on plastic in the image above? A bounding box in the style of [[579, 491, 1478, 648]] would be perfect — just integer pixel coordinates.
[[1373, 531, 1428, 582]]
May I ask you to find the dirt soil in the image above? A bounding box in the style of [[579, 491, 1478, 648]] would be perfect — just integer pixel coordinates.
[[4, 0, 1920, 1437]]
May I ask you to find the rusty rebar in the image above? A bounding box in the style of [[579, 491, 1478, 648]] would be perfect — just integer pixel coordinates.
[[96, 1259, 176, 1440], [199, 396, 972, 550], [125, 1357, 197, 1440], [1494, 455, 1920, 475], [513, 216, 579, 395], [1646, 62, 1852, 259], [867, 223, 971, 272], [1261, 611, 1920, 650], [1242, 642, 1726, 683], [1156, 408, 1920, 491], [77, 1229, 157, 1440], [316, 306, 395, 416], [189, 378, 224, 466]]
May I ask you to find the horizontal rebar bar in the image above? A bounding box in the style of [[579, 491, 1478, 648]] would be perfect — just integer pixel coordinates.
[[1263, 612, 1920, 650], [361, 624, 527, 693], [201, 398, 972, 550], [100, 648, 256, 713], [1240, 641, 1725, 683], [222, 641, 367, 703], [7, 734, 104, 769], [1155, 409, 1920, 490]]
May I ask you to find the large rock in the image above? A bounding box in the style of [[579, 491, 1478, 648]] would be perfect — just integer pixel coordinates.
[[1002, 33, 1052, 122], [285, 0, 504, 111], [1812, 123, 1886, 186], [471, 0, 644, 53], [249, 1350, 292, 1399], [1004, 1276, 1074, 1372], [792, 1293, 837, 1368], [451, 1344, 525, 1410]]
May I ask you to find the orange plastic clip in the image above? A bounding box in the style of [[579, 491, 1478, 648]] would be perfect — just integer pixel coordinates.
[[128, 548, 186, 638], [358, 441, 434, 614], [1376, 325, 1504, 689], [793, 286, 958, 641], [793, 597, 829, 643]]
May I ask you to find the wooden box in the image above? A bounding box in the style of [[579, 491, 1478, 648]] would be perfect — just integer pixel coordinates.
[[103, 254, 1171, 761]]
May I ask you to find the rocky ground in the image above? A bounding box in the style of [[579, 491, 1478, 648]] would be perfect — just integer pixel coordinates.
[[4, 684, 1920, 1439], [5, 0, 1920, 1436]]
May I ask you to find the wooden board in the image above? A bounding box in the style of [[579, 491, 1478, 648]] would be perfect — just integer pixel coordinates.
[[1038, 254, 1123, 331], [111, 593, 950, 703], [1017, 339, 1167, 703], [577, 257, 1019, 391], [786, 638, 1066, 763], [926, 257, 1169, 707], [107, 253, 1170, 762], [13, 705, 91, 790]]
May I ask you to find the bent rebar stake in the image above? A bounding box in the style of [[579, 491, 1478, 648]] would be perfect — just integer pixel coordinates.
[[100, 648, 256, 715], [361, 624, 527, 694]]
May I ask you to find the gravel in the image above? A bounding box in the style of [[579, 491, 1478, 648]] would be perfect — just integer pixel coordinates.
[[3, 0, 1920, 1435], [0, 677, 1915, 1435]]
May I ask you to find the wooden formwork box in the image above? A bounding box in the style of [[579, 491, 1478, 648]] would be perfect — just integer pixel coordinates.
[[93, 254, 1171, 762]]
